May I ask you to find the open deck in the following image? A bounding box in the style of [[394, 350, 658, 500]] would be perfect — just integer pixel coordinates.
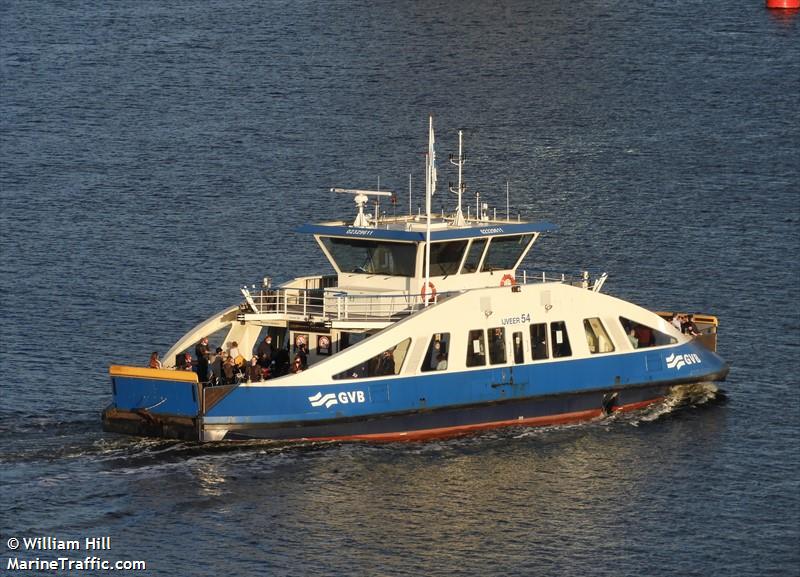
[[237, 269, 608, 327]]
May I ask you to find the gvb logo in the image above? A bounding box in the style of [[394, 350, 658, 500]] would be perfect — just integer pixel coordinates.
[[665, 353, 702, 370], [308, 390, 366, 409]]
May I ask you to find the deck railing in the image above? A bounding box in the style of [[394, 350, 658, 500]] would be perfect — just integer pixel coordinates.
[[518, 269, 608, 292], [240, 286, 451, 323], [240, 270, 606, 323]]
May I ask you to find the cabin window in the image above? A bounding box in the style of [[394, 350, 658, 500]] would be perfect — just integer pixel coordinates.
[[620, 317, 677, 349], [466, 329, 486, 367], [550, 321, 572, 358], [461, 239, 488, 273], [429, 241, 469, 276], [333, 338, 412, 379], [512, 331, 524, 364], [321, 237, 416, 276], [583, 318, 615, 354], [530, 323, 548, 360], [488, 327, 507, 365], [421, 333, 450, 372], [481, 234, 533, 272]]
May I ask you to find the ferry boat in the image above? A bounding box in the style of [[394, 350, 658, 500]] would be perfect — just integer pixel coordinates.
[[103, 119, 728, 442]]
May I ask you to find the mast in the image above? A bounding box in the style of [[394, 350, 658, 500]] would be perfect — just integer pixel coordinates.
[[424, 115, 435, 306], [449, 130, 466, 227]]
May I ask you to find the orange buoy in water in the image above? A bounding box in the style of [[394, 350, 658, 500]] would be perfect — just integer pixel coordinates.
[[766, 0, 799, 8]]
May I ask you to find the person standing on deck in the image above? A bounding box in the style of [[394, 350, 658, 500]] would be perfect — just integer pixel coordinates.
[[257, 335, 274, 369], [246, 356, 261, 382], [195, 337, 210, 383], [297, 342, 308, 369]]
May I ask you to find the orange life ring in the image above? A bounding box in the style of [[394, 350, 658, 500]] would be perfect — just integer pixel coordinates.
[[500, 274, 516, 287], [421, 281, 437, 303]]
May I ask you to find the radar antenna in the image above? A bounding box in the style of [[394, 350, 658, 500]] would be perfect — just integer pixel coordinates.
[[332, 188, 393, 228]]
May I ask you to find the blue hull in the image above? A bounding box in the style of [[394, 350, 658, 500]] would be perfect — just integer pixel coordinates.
[[104, 342, 727, 441]]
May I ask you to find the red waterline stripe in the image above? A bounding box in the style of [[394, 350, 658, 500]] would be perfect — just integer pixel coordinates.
[[296, 396, 665, 443]]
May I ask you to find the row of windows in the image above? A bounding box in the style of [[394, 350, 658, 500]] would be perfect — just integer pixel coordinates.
[[331, 317, 677, 380], [320, 235, 533, 277]]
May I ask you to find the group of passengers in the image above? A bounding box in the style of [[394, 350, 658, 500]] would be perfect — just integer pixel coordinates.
[[622, 314, 701, 350], [671, 314, 701, 337], [150, 334, 309, 385]]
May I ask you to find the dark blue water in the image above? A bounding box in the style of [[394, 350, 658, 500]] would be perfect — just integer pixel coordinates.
[[2, 1, 798, 575]]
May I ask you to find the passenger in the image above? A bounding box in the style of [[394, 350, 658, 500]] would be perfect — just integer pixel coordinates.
[[149, 351, 162, 369], [682, 315, 700, 337], [182, 352, 194, 371], [228, 341, 241, 364], [435, 352, 448, 371], [670, 314, 682, 331], [234, 361, 245, 383], [222, 354, 235, 382], [257, 335, 274, 368], [490, 328, 506, 363], [634, 324, 654, 347], [246, 356, 261, 382], [210, 347, 224, 384], [290, 355, 304, 374], [297, 342, 309, 369], [377, 349, 396, 376], [627, 329, 639, 349], [428, 340, 443, 370], [195, 337, 210, 383]]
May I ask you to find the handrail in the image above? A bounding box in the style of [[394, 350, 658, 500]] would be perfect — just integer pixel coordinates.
[[239, 270, 607, 323], [519, 269, 608, 290], [239, 286, 459, 323]]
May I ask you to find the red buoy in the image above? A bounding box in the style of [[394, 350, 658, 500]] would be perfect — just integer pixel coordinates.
[[766, 0, 799, 8]]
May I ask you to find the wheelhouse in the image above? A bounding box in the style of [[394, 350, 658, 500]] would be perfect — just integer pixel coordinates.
[[298, 218, 557, 294]]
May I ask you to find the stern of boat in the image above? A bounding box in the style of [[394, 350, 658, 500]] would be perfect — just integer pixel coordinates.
[[103, 365, 205, 441]]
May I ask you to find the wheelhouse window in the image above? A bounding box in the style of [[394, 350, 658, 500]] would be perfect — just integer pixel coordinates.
[[530, 323, 548, 360], [333, 338, 411, 379], [466, 329, 486, 367], [488, 327, 507, 365], [481, 235, 533, 272], [583, 318, 615, 354], [429, 241, 468, 276], [551, 321, 572, 358], [620, 317, 677, 349], [320, 237, 416, 276], [461, 239, 487, 273], [421, 333, 450, 372]]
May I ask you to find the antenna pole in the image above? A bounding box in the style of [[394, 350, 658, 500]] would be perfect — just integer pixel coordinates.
[[506, 181, 510, 221], [449, 130, 466, 227], [408, 173, 412, 216], [424, 116, 435, 306]]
